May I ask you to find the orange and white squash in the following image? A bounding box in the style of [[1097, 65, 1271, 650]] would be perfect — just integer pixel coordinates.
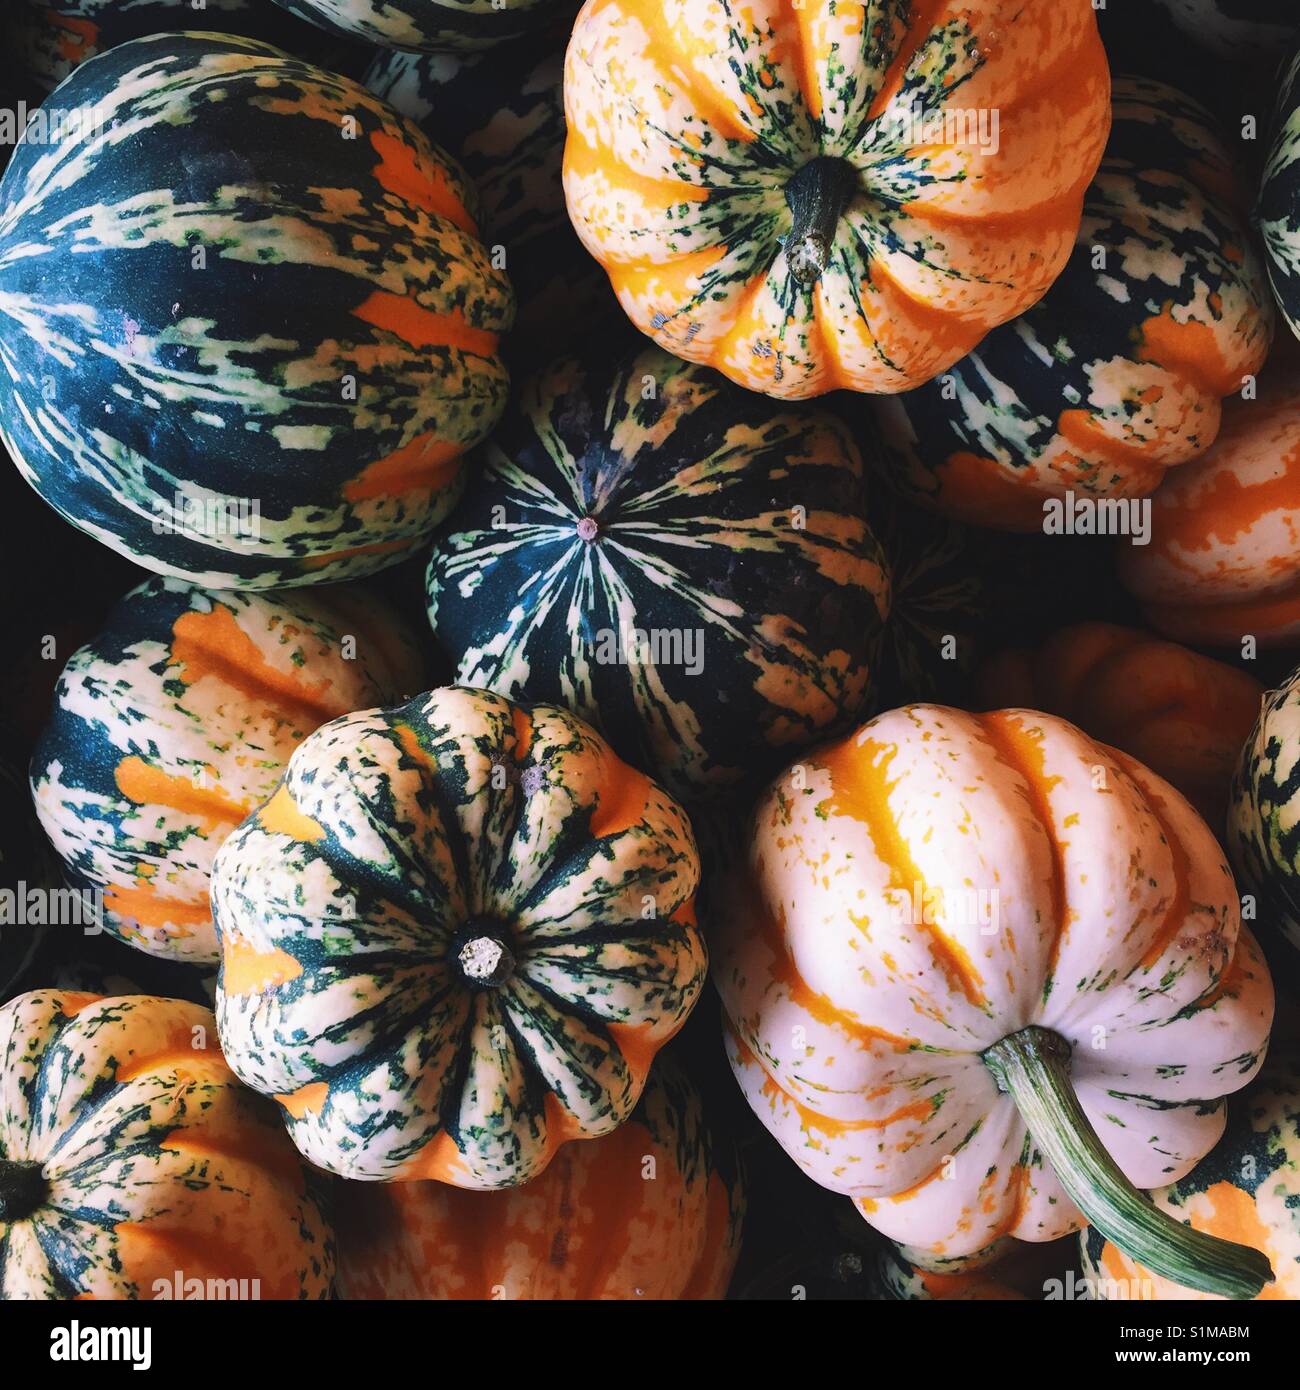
[[562, 0, 1110, 399], [715, 704, 1275, 1297], [334, 1059, 742, 1298], [0, 991, 334, 1299], [975, 622, 1263, 828], [1119, 377, 1300, 647]]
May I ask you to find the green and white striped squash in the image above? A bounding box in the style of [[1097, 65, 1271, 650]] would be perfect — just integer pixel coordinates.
[[211, 685, 707, 1188], [272, 0, 576, 51], [425, 345, 890, 801], [0, 32, 512, 589], [1262, 46, 1300, 340], [1081, 1050, 1300, 1299], [0, 990, 334, 1299], [364, 34, 618, 366], [1229, 665, 1300, 964], [30, 577, 425, 966]]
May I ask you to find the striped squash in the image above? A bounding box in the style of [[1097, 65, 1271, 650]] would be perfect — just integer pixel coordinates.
[[562, 0, 1110, 400], [0, 758, 52, 1002], [272, 0, 574, 50], [10, 0, 350, 93], [335, 1059, 743, 1298], [30, 577, 425, 966], [874, 76, 1273, 529], [425, 345, 890, 801], [1262, 47, 1300, 340], [1118, 377, 1300, 646], [364, 34, 618, 365], [716, 705, 1276, 1298], [1229, 663, 1300, 965], [976, 621, 1264, 829], [0, 990, 334, 1299], [211, 686, 707, 1187], [0, 32, 512, 589], [1080, 1050, 1300, 1299]]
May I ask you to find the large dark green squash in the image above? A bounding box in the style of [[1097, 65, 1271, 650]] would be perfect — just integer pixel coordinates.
[[0, 32, 512, 588], [425, 344, 890, 801]]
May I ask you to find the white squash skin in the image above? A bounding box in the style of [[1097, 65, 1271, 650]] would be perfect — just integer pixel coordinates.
[[715, 705, 1273, 1260]]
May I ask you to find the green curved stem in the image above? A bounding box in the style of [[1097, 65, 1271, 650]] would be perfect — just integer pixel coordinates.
[[982, 1026, 1272, 1301], [0, 1158, 47, 1223]]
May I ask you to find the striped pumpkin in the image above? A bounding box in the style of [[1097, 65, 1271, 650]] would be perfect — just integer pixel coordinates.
[[335, 1059, 743, 1298], [272, 0, 574, 50], [874, 76, 1272, 529], [1229, 663, 1300, 965], [0, 990, 334, 1299], [0, 32, 512, 589], [211, 686, 707, 1187], [1118, 377, 1300, 646], [562, 0, 1110, 400], [716, 705, 1276, 1298], [1262, 47, 1300, 340], [425, 345, 890, 801], [10, 0, 349, 93], [1080, 1050, 1300, 1299], [976, 622, 1264, 829], [30, 577, 425, 966], [364, 34, 617, 365]]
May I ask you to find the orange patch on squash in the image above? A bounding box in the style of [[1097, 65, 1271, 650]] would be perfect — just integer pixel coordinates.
[[114, 755, 248, 827], [1138, 308, 1239, 398], [256, 785, 326, 843], [222, 935, 304, 996], [352, 289, 499, 357], [171, 604, 337, 731], [819, 736, 986, 1007], [276, 1081, 330, 1120], [588, 757, 655, 839], [343, 432, 463, 502], [369, 130, 476, 233], [102, 880, 210, 932]]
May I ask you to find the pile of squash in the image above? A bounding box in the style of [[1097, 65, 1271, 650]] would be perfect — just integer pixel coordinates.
[[4, 0, 1300, 1305]]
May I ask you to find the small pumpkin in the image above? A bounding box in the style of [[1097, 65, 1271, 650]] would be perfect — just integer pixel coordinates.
[[873, 76, 1272, 529], [976, 621, 1264, 828], [1080, 1050, 1300, 1299], [0, 32, 512, 588], [1262, 47, 1300, 341], [0, 990, 334, 1299], [1229, 662, 1300, 966], [335, 1058, 742, 1298], [272, 0, 575, 51], [715, 704, 1275, 1298], [1118, 376, 1300, 646], [211, 686, 707, 1187], [425, 344, 889, 801], [562, 0, 1110, 400], [364, 34, 618, 365], [30, 576, 425, 966]]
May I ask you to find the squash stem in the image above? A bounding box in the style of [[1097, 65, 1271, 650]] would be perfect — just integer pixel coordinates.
[[0, 1158, 47, 1223], [784, 156, 858, 287], [982, 1026, 1272, 1300]]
